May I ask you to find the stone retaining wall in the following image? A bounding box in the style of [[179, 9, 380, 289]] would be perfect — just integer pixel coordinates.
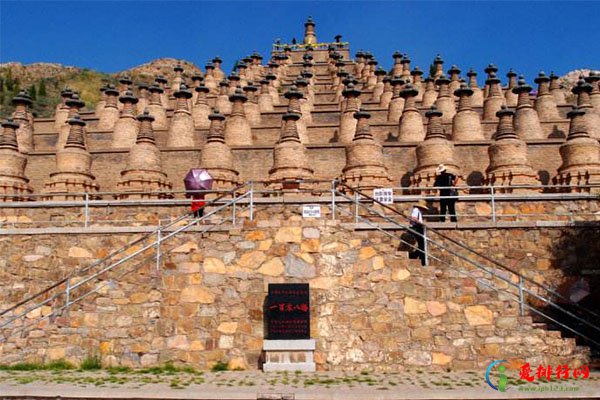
[[0, 204, 594, 371]]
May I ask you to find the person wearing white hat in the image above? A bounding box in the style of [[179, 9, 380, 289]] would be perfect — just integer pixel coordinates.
[[434, 163, 458, 222], [409, 200, 429, 266]]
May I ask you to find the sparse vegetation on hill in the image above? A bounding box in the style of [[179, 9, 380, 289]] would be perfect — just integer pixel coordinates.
[[0, 58, 201, 119]]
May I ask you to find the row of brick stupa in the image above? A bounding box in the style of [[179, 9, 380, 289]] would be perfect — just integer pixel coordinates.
[[1, 98, 599, 201], [11, 65, 600, 157], [1, 17, 599, 201], [9, 14, 600, 152]]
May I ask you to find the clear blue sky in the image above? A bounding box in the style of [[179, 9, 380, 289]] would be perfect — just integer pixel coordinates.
[[1, 1, 598, 81]]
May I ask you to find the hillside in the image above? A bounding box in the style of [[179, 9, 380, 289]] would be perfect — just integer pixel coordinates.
[[0, 58, 202, 119]]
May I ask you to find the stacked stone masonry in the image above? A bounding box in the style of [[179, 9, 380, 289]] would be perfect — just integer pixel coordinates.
[[0, 204, 596, 370]]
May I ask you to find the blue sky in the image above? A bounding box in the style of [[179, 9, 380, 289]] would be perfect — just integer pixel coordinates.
[[1, 1, 598, 81]]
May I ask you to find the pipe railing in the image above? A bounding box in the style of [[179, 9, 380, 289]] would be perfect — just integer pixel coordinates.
[[1, 181, 598, 203], [333, 182, 600, 347], [0, 183, 250, 341], [333, 195, 600, 347], [1, 179, 598, 347], [1, 182, 598, 230]]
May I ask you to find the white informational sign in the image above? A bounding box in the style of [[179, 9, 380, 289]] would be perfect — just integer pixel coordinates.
[[302, 204, 321, 218], [373, 188, 394, 204]]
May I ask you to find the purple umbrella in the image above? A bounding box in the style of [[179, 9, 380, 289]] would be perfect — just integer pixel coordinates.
[[184, 168, 214, 194]]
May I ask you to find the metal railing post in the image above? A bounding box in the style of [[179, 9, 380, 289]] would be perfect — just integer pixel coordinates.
[[156, 224, 161, 272], [331, 180, 336, 221], [65, 278, 71, 308], [84, 193, 89, 228], [423, 226, 429, 266], [490, 186, 496, 223], [354, 191, 359, 223], [518, 276, 524, 316], [232, 194, 237, 225], [249, 182, 254, 221]]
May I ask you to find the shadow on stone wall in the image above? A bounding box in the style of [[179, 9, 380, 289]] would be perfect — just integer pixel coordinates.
[[547, 224, 600, 354], [537, 170, 550, 185], [548, 124, 566, 138], [466, 171, 485, 192]]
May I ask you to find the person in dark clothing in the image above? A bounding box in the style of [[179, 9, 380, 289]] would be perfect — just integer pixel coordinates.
[[434, 164, 458, 222], [409, 200, 429, 266]]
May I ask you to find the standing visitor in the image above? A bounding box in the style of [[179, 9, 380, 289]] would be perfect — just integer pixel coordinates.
[[409, 200, 429, 266], [434, 164, 458, 222]]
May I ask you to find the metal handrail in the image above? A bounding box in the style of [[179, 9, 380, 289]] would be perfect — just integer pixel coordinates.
[[0, 183, 249, 337], [334, 199, 600, 348], [0, 182, 599, 203], [0, 181, 597, 231], [1, 179, 598, 346], [335, 182, 600, 341]]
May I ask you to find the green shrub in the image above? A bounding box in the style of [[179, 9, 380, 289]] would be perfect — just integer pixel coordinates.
[[46, 360, 75, 370], [211, 361, 229, 372], [107, 366, 132, 374], [80, 355, 102, 370], [0, 362, 42, 371]]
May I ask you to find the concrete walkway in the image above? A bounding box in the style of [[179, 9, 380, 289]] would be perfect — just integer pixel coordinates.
[[1, 370, 599, 399]]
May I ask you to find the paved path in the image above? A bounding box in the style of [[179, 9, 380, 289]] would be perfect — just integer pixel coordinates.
[[1, 370, 599, 399]]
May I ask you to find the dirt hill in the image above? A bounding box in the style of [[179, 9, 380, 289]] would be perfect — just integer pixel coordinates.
[[0, 58, 202, 118]]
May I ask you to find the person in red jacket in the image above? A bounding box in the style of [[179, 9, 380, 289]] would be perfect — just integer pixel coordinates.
[[191, 193, 206, 218]]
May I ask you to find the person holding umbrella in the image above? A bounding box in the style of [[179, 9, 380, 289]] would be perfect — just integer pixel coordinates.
[[191, 193, 206, 218], [184, 169, 214, 220]]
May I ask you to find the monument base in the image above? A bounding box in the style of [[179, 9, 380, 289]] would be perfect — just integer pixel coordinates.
[[262, 339, 316, 372]]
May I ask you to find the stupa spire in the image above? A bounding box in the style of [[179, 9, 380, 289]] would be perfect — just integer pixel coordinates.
[[410, 106, 460, 193], [0, 119, 33, 201], [342, 109, 392, 190], [43, 115, 100, 200], [398, 83, 425, 142], [483, 72, 506, 121], [167, 83, 196, 147], [572, 78, 600, 139], [339, 83, 362, 143], [452, 83, 484, 140], [303, 16, 317, 44], [224, 87, 253, 145], [97, 84, 120, 130], [192, 83, 211, 129], [199, 109, 240, 190], [554, 106, 600, 192], [513, 75, 544, 139], [11, 90, 34, 153], [534, 71, 561, 121], [57, 93, 85, 150], [146, 83, 168, 130], [485, 106, 540, 192], [112, 90, 139, 148], [116, 110, 173, 199]]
